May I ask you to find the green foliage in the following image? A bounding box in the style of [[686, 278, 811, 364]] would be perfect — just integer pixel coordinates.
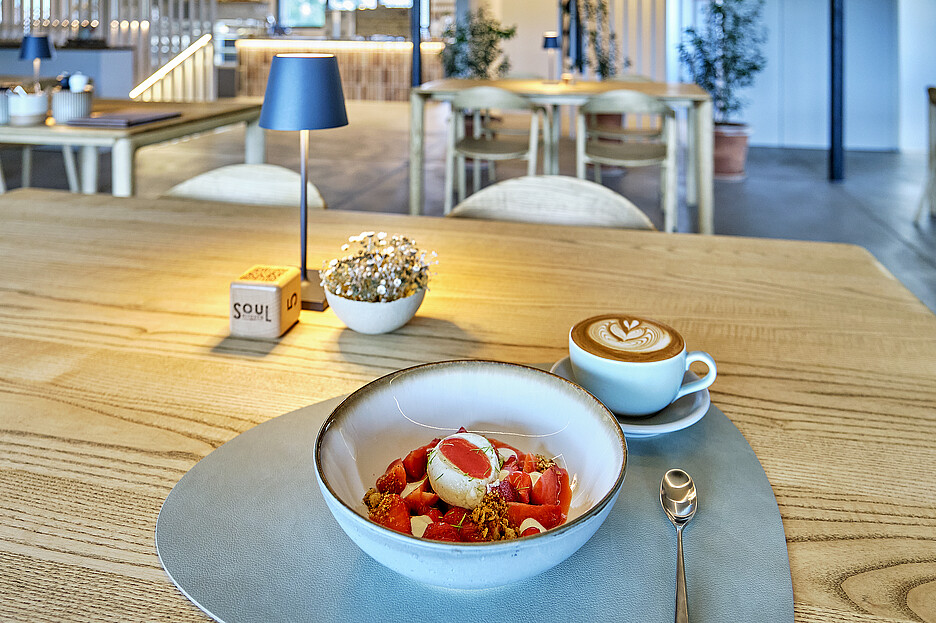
[[441, 9, 517, 80], [678, 0, 767, 122]]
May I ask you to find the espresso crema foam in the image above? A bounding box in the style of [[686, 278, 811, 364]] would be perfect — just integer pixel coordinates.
[[571, 315, 685, 362]]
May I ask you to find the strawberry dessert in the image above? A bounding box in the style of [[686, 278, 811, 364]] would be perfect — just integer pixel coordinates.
[[362, 427, 573, 542]]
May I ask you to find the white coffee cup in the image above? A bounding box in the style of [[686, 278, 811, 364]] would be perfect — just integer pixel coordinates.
[[568, 314, 716, 417]]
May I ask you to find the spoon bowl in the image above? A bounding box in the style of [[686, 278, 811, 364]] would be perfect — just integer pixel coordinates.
[[661, 469, 698, 623]]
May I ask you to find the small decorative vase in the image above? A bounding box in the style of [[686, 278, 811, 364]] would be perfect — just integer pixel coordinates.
[[325, 289, 425, 334]]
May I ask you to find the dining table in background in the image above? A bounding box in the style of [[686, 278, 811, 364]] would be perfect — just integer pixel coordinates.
[[0, 98, 264, 197], [409, 77, 714, 233], [1, 189, 934, 621]]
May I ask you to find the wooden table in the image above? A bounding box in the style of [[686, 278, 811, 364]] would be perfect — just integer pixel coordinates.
[[2, 189, 934, 622], [410, 78, 713, 233], [0, 98, 264, 196]]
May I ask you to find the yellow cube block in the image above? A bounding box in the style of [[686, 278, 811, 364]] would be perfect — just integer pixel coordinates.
[[230, 265, 301, 338]]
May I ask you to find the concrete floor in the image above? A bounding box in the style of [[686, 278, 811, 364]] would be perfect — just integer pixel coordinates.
[[2, 99, 934, 311]]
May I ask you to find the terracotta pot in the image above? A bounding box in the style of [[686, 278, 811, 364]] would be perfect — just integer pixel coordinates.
[[714, 123, 751, 180]]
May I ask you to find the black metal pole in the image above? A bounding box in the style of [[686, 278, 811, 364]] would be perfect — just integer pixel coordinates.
[[411, 0, 422, 87], [829, 0, 844, 180]]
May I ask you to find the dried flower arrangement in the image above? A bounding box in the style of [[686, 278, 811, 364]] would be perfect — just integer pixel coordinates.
[[320, 232, 436, 303]]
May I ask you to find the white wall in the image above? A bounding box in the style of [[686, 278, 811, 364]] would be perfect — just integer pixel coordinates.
[[718, 0, 899, 150], [897, 0, 936, 152]]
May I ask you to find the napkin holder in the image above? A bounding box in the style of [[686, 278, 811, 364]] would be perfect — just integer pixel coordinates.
[[230, 265, 301, 338]]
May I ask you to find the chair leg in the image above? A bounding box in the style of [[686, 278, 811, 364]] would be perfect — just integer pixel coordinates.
[[594, 164, 602, 184], [0, 158, 6, 193], [576, 113, 587, 179], [663, 118, 678, 233], [444, 108, 457, 215], [489, 161, 497, 182], [21, 146, 32, 188], [917, 171, 936, 222], [457, 154, 466, 203], [62, 146, 79, 193]]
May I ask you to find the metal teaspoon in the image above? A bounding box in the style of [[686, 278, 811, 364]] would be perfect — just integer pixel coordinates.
[[661, 468, 698, 623]]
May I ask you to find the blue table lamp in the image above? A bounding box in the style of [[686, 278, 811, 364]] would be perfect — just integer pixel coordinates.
[[260, 53, 348, 311], [20, 35, 54, 92], [543, 32, 560, 83]]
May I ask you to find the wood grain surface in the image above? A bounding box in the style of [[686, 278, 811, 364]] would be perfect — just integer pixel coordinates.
[[1, 189, 934, 622]]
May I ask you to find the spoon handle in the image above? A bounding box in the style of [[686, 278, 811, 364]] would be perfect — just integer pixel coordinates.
[[675, 524, 688, 623]]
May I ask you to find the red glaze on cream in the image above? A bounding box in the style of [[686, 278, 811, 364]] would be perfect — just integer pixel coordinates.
[[438, 437, 493, 479]]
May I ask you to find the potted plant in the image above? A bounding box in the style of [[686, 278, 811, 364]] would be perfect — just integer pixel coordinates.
[[320, 232, 436, 335], [440, 8, 516, 79], [678, 0, 767, 179]]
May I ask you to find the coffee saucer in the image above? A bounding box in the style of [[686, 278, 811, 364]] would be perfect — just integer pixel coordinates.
[[549, 357, 711, 438]]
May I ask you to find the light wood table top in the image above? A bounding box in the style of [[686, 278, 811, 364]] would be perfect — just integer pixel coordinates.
[[0, 98, 262, 144], [1, 189, 934, 622], [416, 77, 711, 103]]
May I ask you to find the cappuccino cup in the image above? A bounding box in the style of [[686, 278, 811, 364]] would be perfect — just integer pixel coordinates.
[[569, 314, 716, 417]]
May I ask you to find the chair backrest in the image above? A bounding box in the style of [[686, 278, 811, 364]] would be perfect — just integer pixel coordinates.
[[451, 86, 536, 112], [447, 175, 655, 230], [163, 164, 326, 209], [581, 90, 674, 116]]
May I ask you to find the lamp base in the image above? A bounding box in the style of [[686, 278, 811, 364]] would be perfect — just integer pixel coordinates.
[[302, 271, 329, 311]]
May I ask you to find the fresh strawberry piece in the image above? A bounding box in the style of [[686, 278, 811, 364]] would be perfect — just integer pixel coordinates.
[[520, 525, 542, 537], [403, 443, 434, 481], [370, 494, 411, 534], [375, 458, 407, 494], [442, 507, 470, 526], [494, 479, 518, 502], [456, 426, 468, 434], [403, 490, 440, 514], [501, 455, 520, 472], [521, 453, 537, 473], [556, 466, 572, 516], [426, 508, 443, 522], [506, 471, 532, 504], [457, 519, 485, 542], [423, 521, 460, 542], [507, 502, 564, 530], [531, 465, 560, 506]]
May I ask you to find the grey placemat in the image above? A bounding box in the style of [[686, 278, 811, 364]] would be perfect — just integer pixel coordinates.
[[156, 396, 793, 623]]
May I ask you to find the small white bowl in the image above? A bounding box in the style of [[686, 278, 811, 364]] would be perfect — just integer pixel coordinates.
[[325, 288, 425, 334], [7, 91, 48, 126], [314, 360, 627, 589]]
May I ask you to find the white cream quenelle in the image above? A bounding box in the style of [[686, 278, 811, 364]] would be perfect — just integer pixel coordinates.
[[426, 432, 500, 510]]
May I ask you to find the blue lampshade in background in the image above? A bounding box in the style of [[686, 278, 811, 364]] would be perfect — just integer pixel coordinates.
[[260, 54, 348, 131], [20, 35, 54, 60], [543, 32, 560, 50]]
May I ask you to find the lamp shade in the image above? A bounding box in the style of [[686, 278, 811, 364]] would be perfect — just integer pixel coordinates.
[[19, 35, 54, 60], [260, 54, 348, 131], [543, 32, 560, 50]]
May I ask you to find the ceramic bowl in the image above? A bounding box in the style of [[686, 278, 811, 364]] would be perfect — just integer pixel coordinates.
[[314, 360, 627, 589], [7, 91, 48, 126], [325, 288, 425, 334]]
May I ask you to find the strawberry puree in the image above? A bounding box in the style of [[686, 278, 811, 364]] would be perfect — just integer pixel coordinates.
[[438, 437, 493, 479]]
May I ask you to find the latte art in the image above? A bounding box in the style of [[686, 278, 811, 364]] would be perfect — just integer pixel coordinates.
[[571, 314, 685, 362], [590, 319, 672, 354]]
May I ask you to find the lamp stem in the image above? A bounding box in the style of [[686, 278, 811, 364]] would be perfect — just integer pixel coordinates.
[[33, 58, 41, 93], [300, 128, 309, 282], [547, 49, 557, 83]]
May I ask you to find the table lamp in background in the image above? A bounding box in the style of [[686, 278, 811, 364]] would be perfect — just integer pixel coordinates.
[[543, 32, 560, 83], [20, 35, 54, 93], [259, 53, 348, 311]]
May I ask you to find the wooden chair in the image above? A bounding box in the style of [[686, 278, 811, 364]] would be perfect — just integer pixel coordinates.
[[448, 175, 655, 230], [916, 87, 936, 222], [445, 86, 542, 215], [0, 146, 81, 194], [576, 90, 677, 232], [163, 164, 326, 208]]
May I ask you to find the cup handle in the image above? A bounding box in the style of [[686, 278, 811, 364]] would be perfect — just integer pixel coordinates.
[[674, 351, 717, 401]]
